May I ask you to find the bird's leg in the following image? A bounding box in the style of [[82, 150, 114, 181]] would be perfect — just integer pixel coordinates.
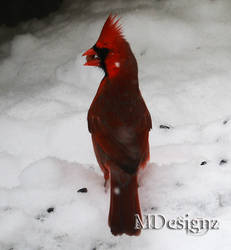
[[104, 171, 110, 193], [104, 178, 110, 193]]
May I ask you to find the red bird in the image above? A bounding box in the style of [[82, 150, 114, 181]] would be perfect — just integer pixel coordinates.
[[82, 14, 152, 236]]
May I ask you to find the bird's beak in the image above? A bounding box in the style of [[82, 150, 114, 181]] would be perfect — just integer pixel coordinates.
[[82, 48, 100, 66]]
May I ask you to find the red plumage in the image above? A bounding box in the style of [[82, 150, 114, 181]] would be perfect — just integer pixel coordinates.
[[96, 14, 124, 47], [83, 14, 152, 236]]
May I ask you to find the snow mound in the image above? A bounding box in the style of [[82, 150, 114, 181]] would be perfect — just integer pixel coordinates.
[[19, 157, 66, 188]]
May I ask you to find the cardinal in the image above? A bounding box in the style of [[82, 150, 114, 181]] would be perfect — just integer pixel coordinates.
[[82, 14, 152, 236]]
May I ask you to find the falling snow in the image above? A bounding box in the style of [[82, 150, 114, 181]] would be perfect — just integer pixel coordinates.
[[115, 62, 120, 68], [114, 187, 120, 195]]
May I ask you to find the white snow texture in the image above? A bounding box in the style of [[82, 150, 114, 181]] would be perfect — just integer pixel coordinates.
[[0, 0, 231, 249]]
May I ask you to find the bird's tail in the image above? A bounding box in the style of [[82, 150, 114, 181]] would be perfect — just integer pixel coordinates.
[[108, 166, 142, 236]]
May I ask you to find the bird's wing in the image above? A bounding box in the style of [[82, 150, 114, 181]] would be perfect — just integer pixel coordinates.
[[88, 108, 151, 174]]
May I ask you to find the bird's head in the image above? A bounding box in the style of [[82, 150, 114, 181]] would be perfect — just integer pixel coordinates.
[[82, 14, 137, 79]]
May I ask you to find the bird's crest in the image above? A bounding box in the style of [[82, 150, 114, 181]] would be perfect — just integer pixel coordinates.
[[96, 14, 125, 48]]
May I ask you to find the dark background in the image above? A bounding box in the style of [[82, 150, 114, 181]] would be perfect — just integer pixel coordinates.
[[0, 0, 63, 26]]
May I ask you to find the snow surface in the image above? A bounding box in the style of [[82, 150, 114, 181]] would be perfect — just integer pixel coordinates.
[[0, 0, 231, 249]]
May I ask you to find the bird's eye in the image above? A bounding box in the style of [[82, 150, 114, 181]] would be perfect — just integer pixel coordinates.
[[93, 45, 110, 60], [98, 48, 110, 59]]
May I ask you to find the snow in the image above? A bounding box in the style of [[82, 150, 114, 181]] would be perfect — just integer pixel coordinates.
[[0, 0, 231, 249], [115, 62, 120, 68], [114, 187, 120, 195]]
